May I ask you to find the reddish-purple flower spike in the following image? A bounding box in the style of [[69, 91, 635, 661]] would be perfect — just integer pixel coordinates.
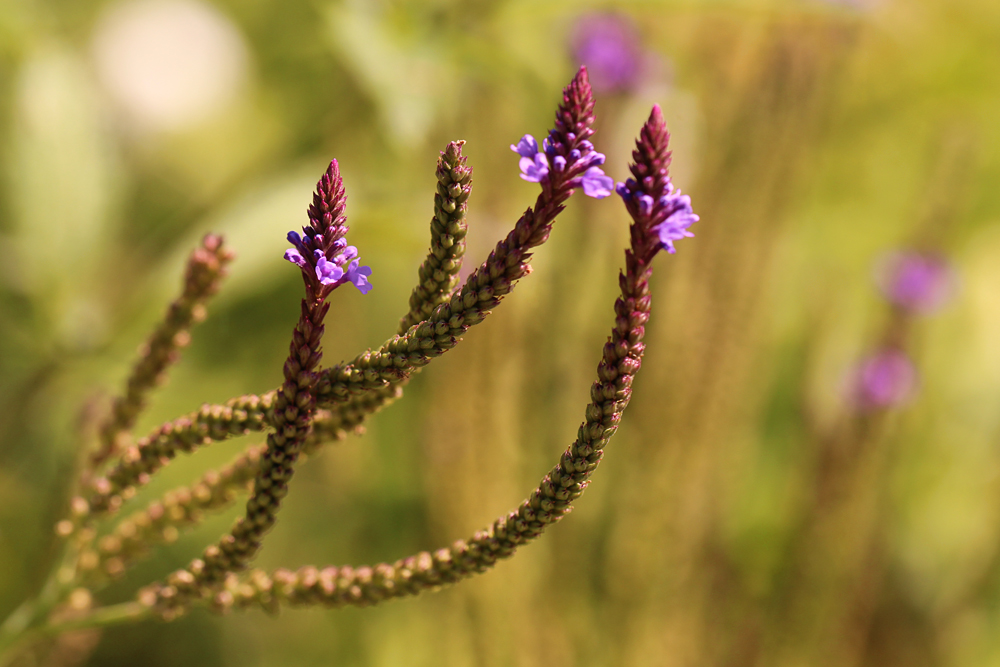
[[283, 160, 373, 297], [509, 66, 614, 199], [616, 104, 699, 259]]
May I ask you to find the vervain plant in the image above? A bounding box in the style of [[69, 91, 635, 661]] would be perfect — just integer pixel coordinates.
[[0, 67, 699, 665]]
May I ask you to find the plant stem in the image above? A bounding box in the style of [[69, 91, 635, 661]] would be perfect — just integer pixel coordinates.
[[0, 602, 150, 667]]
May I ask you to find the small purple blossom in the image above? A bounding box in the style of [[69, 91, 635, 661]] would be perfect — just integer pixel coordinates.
[[875, 251, 955, 314], [617, 176, 699, 254], [284, 248, 306, 268], [581, 167, 614, 199], [512, 135, 612, 198], [346, 260, 373, 294], [570, 14, 644, 94], [510, 135, 539, 158], [654, 190, 698, 254], [315, 255, 344, 285], [519, 153, 550, 183], [850, 349, 918, 410]]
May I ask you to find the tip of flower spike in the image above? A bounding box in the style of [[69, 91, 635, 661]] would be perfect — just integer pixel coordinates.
[[308, 159, 348, 238], [648, 104, 665, 130], [633, 105, 671, 177]]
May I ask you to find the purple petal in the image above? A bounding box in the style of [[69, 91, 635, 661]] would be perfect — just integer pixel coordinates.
[[510, 135, 539, 158], [553, 156, 567, 172], [519, 154, 550, 183], [346, 260, 374, 294], [338, 245, 359, 265], [638, 194, 654, 215], [581, 167, 614, 199], [315, 255, 344, 285], [287, 230, 302, 245], [284, 248, 307, 268]]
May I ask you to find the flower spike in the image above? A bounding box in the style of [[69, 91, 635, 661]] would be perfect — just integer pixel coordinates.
[[510, 66, 614, 199], [282, 160, 373, 296], [616, 104, 699, 259]]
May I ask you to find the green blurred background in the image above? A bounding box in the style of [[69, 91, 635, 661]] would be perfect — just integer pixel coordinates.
[[2, 0, 1000, 665]]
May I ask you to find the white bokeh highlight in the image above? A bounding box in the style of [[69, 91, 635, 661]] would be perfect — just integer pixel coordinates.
[[91, 0, 249, 132]]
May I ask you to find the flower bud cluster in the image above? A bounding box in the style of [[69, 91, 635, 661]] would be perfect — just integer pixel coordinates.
[[89, 235, 234, 474], [398, 140, 472, 333]]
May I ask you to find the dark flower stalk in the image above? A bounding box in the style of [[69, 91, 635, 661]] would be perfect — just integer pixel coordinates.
[[203, 104, 696, 616], [85, 235, 233, 479], [141, 161, 367, 617]]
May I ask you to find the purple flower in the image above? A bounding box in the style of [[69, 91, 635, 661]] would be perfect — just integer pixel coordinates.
[[510, 135, 540, 158], [339, 245, 359, 264], [284, 248, 307, 268], [315, 255, 344, 285], [345, 260, 373, 294], [875, 251, 955, 314], [581, 167, 614, 198], [570, 14, 644, 94], [616, 172, 699, 254], [850, 349, 918, 410], [519, 153, 550, 183], [654, 190, 698, 254]]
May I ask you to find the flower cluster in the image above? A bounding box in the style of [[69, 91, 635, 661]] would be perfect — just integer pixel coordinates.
[[510, 133, 614, 198], [285, 235, 372, 295], [282, 160, 373, 296], [615, 179, 698, 254]]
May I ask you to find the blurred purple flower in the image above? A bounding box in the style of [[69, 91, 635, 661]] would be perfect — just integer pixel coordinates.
[[851, 349, 918, 410], [570, 14, 644, 94], [875, 251, 955, 314]]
